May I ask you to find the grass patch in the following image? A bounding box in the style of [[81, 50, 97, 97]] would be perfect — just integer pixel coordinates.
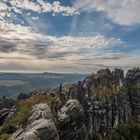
[[1, 94, 56, 134], [0, 133, 11, 140]]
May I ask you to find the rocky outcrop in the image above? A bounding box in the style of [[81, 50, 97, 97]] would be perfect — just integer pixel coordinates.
[[17, 93, 29, 101], [112, 68, 124, 86], [0, 96, 14, 110], [11, 119, 59, 140], [10, 103, 59, 140], [2, 68, 140, 140], [10, 99, 86, 140], [0, 108, 10, 126], [0, 106, 16, 126], [83, 68, 124, 88], [92, 92, 131, 135], [126, 68, 140, 116], [58, 99, 86, 140], [76, 68, 131, 135], [27, 103, 54, 124]]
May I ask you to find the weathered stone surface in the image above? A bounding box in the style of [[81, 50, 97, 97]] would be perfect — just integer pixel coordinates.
[[126, 68, 140, 116], [10, 103, 59, 140], [58, 99, 86, 140], [81, 68, 131, 135], [27, 103, 53, 124], [11, 119, 59, 140], [0, 108, 10, 126], [59, 100, 84, 120]]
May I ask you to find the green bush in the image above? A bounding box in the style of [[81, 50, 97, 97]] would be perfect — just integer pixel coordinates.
[[105, 117, 140, 140], [1, 94, 52, 135], [0, 133, 11, 140], [1, 104, 30, 134]]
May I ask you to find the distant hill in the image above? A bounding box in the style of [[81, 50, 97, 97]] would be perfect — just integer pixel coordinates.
[[0, 72, 87, 97]]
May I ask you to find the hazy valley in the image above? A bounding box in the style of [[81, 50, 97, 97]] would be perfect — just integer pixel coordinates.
[[0, 73, 86, 97]]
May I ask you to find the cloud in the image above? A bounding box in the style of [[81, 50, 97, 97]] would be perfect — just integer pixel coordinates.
[[0, 0, 139, 73], [7, 0, 77, 16], [37, 0, 78, 16], [0, 1, 10, 19], [10, 0, 41, 12], [0, 0, 78, 25], [1, 0, 140, 27], [74, 0, 140, 26], [0, 21, 131, 72], [31, 16, 39, 20], [0, 21, 124, 57], [0, 39, 16, 53]]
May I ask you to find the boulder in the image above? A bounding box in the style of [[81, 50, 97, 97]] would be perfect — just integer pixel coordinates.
[[10, 119, 59, 140], [10, 103, 59, 140], [58, 99, 84, 125], [58, 99, 86, 140], [27, 103, 53, 124]]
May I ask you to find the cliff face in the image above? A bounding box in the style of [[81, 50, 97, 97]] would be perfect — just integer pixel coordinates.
[[0, 68, 140, 140], [81, 68, 131, 135], [58, 99, 86, 140], [126, 68, 140, 116]]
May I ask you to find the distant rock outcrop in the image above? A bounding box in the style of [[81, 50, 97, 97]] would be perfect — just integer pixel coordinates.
[[83, 68, 124, 88]]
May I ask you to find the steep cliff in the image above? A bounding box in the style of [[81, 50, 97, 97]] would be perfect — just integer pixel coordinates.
[[126, 68, 140, 116]]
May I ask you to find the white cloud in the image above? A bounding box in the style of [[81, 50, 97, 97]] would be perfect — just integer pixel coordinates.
[[0, 1, 10, 19], [31, 16, 39, 20], [7, 0, 77, 16], [0, 21, 123, 51], [10, 0, 41, 12], [37, 0, 77, 15], [1, 0, 140, 26], [74, 0, 140, 26], [0, 0, 78, 21], [0, 21, 130, 72]]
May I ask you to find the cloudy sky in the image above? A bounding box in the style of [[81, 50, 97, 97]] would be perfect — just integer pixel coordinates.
[[0, 0, 140, 73]]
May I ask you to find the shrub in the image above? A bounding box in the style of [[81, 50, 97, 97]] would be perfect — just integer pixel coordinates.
[[1, 94, 57, 135], [0, 133, 11, 140], [19, 94, 58, 109], [1, 104, 30, 134], [105, 117, 140, 140]]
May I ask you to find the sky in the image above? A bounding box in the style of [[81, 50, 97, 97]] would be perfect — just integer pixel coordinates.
[[0, 0, 140, 73]]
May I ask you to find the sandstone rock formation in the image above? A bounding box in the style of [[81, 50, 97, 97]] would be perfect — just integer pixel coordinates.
[[1, 68, 140, 140], [10, 99, 86, 140], [58, 99, 86, 140], [126, 68, 140, 116], [10, 103, 59, 140]]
